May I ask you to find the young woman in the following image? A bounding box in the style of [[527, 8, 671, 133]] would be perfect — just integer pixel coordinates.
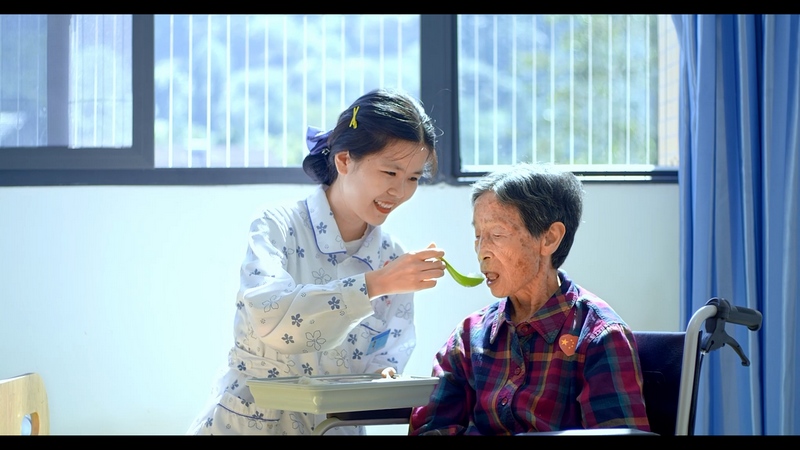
[[187, 88, 447, 435]]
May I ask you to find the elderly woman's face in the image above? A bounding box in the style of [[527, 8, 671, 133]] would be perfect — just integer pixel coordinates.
[[473, 191, 548, 300]]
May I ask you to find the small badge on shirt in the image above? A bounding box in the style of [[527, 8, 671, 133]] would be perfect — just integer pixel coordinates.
[[559, 334, 578, 356], [366, 329, 390, 355]]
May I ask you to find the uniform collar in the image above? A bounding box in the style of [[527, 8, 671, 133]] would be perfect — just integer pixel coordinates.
[[304, 185, 387, 270]]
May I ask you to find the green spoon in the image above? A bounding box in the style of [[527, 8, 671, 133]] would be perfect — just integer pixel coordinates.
[[441, 257, 484, 287]]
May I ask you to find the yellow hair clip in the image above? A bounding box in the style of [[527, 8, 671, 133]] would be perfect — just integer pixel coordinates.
[[349, 106, 359, 129]]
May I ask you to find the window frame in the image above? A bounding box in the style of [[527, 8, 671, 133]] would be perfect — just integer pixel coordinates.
[[0, 15, 154, 176], [0, 14, 677, 187]]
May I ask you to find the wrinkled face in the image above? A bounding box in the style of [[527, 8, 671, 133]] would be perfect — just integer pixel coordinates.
[[473, 191, 548, 301], [337, 140, 430, 227]]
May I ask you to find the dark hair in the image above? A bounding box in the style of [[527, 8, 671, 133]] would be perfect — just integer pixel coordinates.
[[302, 88, 438, 185], [470, 163, 584, 269]]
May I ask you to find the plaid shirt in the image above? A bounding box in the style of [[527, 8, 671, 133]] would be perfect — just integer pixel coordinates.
[[409, 270, 650, 435]]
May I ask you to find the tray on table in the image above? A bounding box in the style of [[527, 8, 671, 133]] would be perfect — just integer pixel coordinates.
[[246, 373, 439, 415]]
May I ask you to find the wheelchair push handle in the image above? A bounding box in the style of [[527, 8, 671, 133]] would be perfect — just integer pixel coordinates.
[[678, 297, 763, 434], [706, 297, 762, 331], [728, 305, 762, 331]]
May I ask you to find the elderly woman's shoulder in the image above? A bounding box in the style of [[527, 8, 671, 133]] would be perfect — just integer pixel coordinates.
[[572, 286, 631, 326]]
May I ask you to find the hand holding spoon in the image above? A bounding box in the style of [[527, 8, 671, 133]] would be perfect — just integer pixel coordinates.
[[441, 257, 484, 287]]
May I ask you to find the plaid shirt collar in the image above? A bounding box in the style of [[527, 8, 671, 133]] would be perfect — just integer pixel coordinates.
[[489, 270, 578, 345]]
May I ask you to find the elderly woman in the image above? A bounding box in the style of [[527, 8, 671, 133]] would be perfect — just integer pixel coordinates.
[[409, 163, 651, 435]]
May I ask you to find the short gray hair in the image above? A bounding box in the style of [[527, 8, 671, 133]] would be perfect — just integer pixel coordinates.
[[470, 163, 584, 269]]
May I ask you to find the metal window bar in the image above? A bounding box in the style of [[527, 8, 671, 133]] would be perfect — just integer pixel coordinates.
[[456, 14, 677, 175], [168, 15, 174, 168], [153, 14, 419, 170], [64, 15, 131, 149], [511, 16, 517, 164], [549, 16, 555, 164], [281, 15, 288, 168], [186, 15, 193, 167], [588, 15, 593, 164], [492, 15, 498, 166], [267, 14, 279, 168], [608, 15, 613, 165], [70, 17, 79, 146], [532, 15, 538, 165], [646, 15, 651, 164], [626, 15, 631, 165], [225, 15, 231, 169], [244, 16, 250, 168], [570, 15, 574, 165]]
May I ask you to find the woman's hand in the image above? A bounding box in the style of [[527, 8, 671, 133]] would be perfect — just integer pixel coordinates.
[[377, 367, 397, 379], [365, 242, 445, 298]]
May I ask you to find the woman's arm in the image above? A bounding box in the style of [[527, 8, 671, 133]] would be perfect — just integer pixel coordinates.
[[238, 210, 375, 353]]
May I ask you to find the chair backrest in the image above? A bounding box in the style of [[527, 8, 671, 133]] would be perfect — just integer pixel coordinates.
[[0, 372, 50, 435], [633, 331, 685, 436]]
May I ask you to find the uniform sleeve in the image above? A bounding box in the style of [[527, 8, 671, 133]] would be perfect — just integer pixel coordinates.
[[578, 323, 651, 431], [409, 325, 472, 436], [238, 210, 375, 354]]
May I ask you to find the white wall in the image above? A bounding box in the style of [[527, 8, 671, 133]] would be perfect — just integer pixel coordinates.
[[0, 181, 679, 435]]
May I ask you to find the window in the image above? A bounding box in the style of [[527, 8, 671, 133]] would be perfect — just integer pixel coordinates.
[[0, 14, 150, 176], [454, 14, 679, 183], [0, 14, 679, 186], [153, 14, 420, 170]]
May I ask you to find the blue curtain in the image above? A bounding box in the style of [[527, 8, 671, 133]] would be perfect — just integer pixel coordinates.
[[674, 14, 799, 435]]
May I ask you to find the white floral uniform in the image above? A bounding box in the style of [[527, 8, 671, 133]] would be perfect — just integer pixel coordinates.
[[187, 185, 416, 435]]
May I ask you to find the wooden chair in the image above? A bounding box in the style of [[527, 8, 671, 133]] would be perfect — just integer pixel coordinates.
[[0, 372, 50, 435]]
